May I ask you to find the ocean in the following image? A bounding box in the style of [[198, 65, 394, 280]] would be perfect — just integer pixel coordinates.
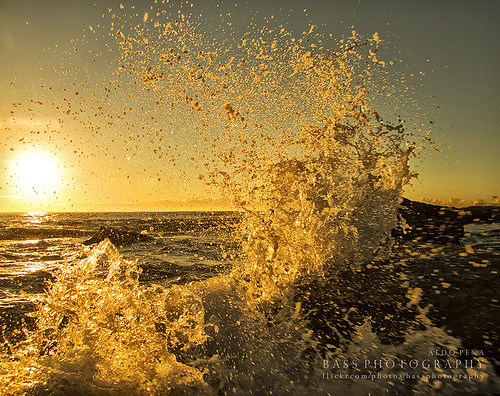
[[0, 211, 499, 394], [2, 3, 499, 393], [0, 212, 239, 308]]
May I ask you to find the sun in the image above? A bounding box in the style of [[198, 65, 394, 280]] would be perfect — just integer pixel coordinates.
[[13, 152, 61, 196]]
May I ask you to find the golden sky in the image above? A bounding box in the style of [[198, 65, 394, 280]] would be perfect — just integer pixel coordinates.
[[1, 0, 499, 212]]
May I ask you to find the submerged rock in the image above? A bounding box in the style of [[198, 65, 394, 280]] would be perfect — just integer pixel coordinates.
[[82, 226, 153, 247]]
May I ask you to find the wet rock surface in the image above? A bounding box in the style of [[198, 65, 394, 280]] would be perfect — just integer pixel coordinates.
[[395, 198, 464, 244], [395, 242, 500, 376], [298, 240, 500, 375], [395, 198, 499, 244]]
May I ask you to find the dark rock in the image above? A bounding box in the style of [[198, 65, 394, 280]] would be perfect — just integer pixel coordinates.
[[397, 245, 500, 376], [296, 266, 422, 356], [0, 305, 36, 349], [455, 205, 500, 224], [82, 226, 153, 247], [394, 198, 464, 244]]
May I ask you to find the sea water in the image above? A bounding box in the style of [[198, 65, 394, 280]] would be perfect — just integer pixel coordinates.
[[0, 212, 498, 394], [0, 212, 239, 306], [2, 2, 499, 394]]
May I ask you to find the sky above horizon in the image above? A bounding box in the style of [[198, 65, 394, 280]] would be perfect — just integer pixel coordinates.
[[0, 0, 499, 212]]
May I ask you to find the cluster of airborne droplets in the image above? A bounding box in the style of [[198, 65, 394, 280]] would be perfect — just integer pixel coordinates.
[[103, 10, 419, 294], [7, 3, 422, 210], [7, 4, 424, 293]]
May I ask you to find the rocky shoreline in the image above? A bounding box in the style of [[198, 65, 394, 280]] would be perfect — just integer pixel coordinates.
[[395, 198, 499, 244], [301, 199, 500, 376], [2, 200, 499, 377]]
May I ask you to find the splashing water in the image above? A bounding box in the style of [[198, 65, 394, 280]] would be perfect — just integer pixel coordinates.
[[2, 3, 498, 395], [1, 240, 210, 395], [104, 12, 416, 299]]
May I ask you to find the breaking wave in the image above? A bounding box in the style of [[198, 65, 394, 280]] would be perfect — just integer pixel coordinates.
[[1, 2, 498, 395]]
